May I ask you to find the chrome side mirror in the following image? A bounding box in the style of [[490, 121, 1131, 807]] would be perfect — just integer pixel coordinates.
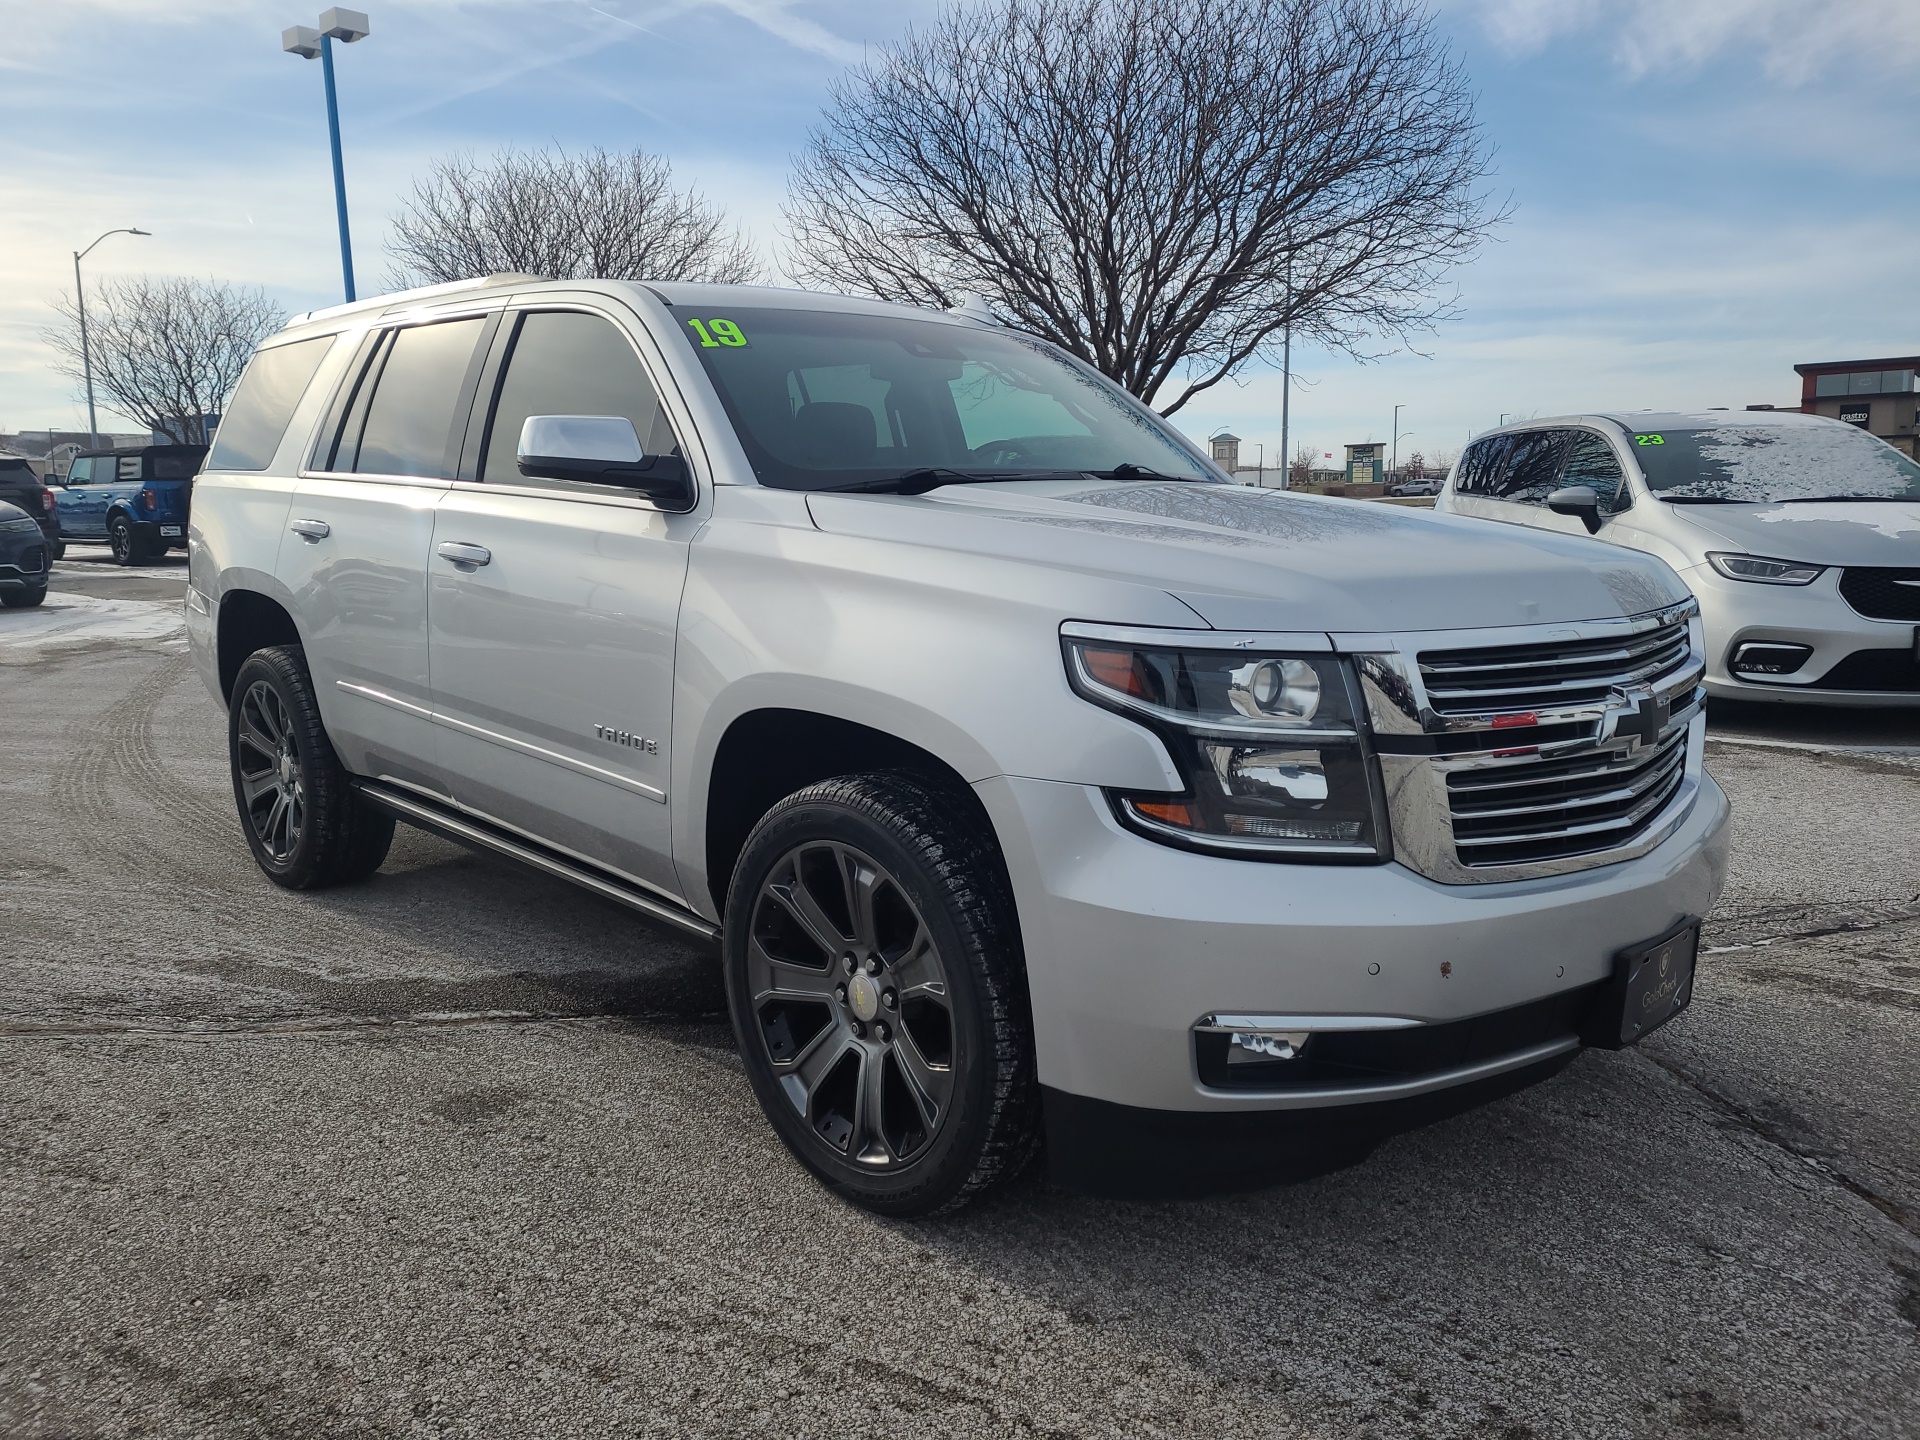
[[516, 415, 694, 511]]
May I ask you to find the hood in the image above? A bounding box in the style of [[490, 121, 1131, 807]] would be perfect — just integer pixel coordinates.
[[1662, 500, 1920, 568], [806, 481, 1690, 632]]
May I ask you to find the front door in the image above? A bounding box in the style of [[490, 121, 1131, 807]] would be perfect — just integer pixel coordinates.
[[428, 306, 695, 902], [278, 312, 491, 791]]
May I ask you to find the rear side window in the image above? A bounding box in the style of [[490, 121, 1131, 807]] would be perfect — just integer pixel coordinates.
[[1452, 435, 1513, 495], [150, 453, 204, 479], [207, 336, 333, 471], [480, 311, 678, 484], [337, 319, 485, 478]]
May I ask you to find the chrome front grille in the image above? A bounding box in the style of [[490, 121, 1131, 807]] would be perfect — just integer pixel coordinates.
[[1355, 602, 1707, 883], [1419, 622, 1694, 718]]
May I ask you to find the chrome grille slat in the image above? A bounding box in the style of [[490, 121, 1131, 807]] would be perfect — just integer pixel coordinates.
[[1415, 609, 1700, 870]]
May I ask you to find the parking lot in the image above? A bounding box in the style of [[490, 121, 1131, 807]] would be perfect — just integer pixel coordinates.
[[2, 552, 1917, 1439]]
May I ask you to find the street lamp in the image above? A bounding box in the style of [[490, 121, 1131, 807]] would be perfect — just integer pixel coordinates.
[[1391, 404, 1408, 477], [73, 227, 151, 447], [283, 8, 370, 303]]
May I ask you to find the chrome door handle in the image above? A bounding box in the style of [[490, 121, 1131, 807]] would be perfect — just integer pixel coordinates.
[[289, 518, 330, 542], [435, 541, 491, 567]]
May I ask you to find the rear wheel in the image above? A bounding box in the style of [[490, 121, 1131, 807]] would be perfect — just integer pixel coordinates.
[[108, 514, 144, 566], [228, 645, 394, 890], [724, 772, 1038, 1216], [1, 586, 46, 609]]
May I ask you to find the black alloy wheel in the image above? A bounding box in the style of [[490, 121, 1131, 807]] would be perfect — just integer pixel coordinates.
[[725, 772, 1038, 1216], [108, 514, 140, 566], [227, 645, 394, 889]]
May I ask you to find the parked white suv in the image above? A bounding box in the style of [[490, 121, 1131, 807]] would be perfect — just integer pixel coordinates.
[[187, 277, 1729, 1213], [1436, 411, 1920, 705]]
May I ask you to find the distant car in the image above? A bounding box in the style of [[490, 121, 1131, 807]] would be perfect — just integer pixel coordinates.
[[0, 499, 49, 608], [1436, 411, 1920, 705], [52, 444, 206, 565], [0, 456, 61, 559], [1388, 478, 1441, 497]]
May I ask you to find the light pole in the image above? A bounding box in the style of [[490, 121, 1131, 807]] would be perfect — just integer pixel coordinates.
[[1278, 254, 1293, 490], [73, 227, 151, 447], [1391, 404, 1407, 477], [283, 8, 370, 302]]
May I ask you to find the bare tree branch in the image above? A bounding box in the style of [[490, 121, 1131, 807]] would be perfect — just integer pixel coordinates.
[[785, 0, 1504, 413], [44, 277, 283, 444], [387, 146, 762, 288]]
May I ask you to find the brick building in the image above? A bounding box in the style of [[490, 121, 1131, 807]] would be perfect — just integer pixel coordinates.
[[1794, 356, 1920, 458]]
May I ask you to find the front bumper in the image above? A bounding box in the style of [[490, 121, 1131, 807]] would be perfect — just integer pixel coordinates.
[[975, 767, 1729, 1116], [1688, 562, 1920, 706]]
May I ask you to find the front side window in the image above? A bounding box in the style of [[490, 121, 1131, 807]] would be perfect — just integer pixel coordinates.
[[676, 306, 1208, 490], [67, 458, 94, 484], [481, 311, 678, 485], [209, 335, 333, 471], [1630, 422, 1920, 502], [1497, 429, 1574, 504], [337, 318, 485, 478], [1560, 431, 1629, 512]]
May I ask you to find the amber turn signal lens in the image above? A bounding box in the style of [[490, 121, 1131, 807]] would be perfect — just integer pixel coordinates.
[[1133, 800, 1197, 828], [1082, 646, 1146, 697]]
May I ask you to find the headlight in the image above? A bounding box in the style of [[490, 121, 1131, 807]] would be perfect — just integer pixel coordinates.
[[1064, 636, 1388, 861], [1707, 553, 1824, 586], [0, 518, 38, 534]]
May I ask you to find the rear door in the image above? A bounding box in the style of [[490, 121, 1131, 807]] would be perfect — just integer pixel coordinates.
[[427, 301, 697, 899], [279, 309, 496, 792]]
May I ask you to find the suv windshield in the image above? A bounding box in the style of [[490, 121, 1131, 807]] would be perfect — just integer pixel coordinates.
[[674, 305, 1209, 490], [1629, 422, 1920, 502]]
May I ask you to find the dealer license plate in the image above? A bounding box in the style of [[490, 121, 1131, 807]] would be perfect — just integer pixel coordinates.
[[160, 525, 183, 536], [1612, 921, 1698, 1045]]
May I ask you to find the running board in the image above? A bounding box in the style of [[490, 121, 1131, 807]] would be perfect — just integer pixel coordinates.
[[354, 780, 720, 943]]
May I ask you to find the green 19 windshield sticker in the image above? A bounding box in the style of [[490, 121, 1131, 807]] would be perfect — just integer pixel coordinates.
[[687, 317, 749, 348], [1634, 434, 1665, 446]]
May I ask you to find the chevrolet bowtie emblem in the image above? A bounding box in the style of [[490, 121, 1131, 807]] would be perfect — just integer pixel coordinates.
[[1601, 688, 1670, 751]]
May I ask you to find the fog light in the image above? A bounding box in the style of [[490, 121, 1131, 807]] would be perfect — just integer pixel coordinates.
[[1227, 1029, 1310, 1062], [1730, 641, 1812, 677]]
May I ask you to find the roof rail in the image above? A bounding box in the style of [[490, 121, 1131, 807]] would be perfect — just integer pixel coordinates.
[[284, 272, 548, 328]]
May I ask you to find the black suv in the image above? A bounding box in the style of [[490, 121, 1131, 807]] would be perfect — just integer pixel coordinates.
[[0, 456, 60, 558]]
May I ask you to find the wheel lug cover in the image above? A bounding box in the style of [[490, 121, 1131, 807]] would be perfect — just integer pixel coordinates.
[[849, 1019, 865, 1038], [835, 984, 848, 1004], [875, 1022, 890, 1042], [843, 954, 856, 975], [864, 957, 881, 975]]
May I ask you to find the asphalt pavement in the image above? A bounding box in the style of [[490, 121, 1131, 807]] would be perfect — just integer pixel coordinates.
[[1, 552, 1916, 1439]]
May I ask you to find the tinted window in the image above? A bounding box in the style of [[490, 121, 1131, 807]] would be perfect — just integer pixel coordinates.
[[1629, 422, 1920, 502], [1452, 435, 1512, 496], [1561, 431, 1628, 512], [150, 452, 205, 479], [679, 307, 1206, 490], [1498, 429, 1574, 503], [208, 336, 332, 471], [481, 311, 678, 484], [346, 319, 484, 477]]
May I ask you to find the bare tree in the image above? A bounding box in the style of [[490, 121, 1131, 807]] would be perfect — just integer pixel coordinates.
[[46, 277, 284, 444], [786, 0, 1501, 414], [1291, 440, 1320, 484], [388, 146, 761, 289]]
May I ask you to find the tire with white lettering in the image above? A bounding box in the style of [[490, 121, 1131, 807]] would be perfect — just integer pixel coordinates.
[[724, 772, 1039, 1216]]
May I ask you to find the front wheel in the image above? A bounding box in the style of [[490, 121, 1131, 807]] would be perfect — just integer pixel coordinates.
[[1, 586, 46, 609], [228, 645, 394, 890], [724, 772, 1039, 1216]]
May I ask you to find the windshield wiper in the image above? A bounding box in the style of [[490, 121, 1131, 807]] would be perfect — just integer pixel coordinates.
[[1658, 495, 1747, 504], [826, 468, 986, 496], [1774, 494, 1916, 503], [1098, 463, 1177, 481]]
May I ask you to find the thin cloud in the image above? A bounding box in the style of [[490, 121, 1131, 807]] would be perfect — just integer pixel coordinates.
[[1453, 0, 1920, 83]]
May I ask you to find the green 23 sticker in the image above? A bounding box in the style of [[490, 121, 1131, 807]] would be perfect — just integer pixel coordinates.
[[1634, 434, 1665, 446], [687, 317, 748, 348]]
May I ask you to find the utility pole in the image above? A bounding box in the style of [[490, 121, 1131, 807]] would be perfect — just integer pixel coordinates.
[[1392, 403, 1405, 477], [283, 9, 371, 302], [72, 227, 151, 447], [1278, 255, 1292, 490]]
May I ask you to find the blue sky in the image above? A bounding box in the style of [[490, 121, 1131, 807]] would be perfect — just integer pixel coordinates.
[[4, 0, 1917, 469]]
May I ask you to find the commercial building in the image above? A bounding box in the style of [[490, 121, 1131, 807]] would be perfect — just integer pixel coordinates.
[[1794, 356, 1920, 458]]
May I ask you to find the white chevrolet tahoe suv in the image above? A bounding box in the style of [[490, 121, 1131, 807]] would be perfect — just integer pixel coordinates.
[[187, 276, 1730, 1214]]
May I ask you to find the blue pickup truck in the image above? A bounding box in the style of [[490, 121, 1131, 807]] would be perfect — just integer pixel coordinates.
[[53, 444, 206, 565]]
